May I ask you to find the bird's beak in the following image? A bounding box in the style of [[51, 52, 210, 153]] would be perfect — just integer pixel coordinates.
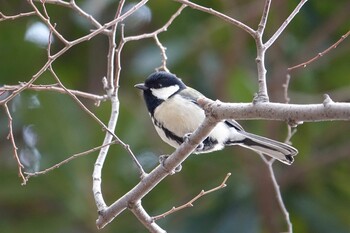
[[134, 83, 148, 90]]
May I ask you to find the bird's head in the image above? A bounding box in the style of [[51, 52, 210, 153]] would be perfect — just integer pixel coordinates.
[[135, 71, 186, 101]]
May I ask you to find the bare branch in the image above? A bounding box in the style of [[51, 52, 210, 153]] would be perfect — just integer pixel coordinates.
[[24, 140, 118, 180], [0, 84, 108, 106], [204, 97, 350, 122], [28, 0, 69, 45], [173, 0, 255, 37], [288, 30, 350, 71], [131, 201, 166, 233], [114, 24, 126, 89], [124, 4, 187, 42], [67, 0, 104, 29], [122, 4, 186, 73], [257, 0, 271, 35], [153, 173, 231, 221], [3, 104, 26, 185], [96, 113, 219, 229], [105, 0, 126, 92], [283, 74, 292, 104], [267, 162, 292, 232], [265, 0, 308, 49], [154, 35, 169, 72], [0, 11, 36, 21]]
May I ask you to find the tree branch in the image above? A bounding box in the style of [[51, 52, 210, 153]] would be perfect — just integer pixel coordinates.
[[288, 29, 350, 71], [153, 173, 231, 221], [3, 103, 26, 185], [130, 201, 166, 233], [0, 11, 36, 21], [24, 140, 118, 181], [265, 0, 308, 49], [204, 95, 350, 123], [0, 84, 108, 106], [173, 0, 255, 37], [96, 111, 219, 229]]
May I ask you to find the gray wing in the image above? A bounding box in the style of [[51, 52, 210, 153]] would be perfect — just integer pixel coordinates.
[[178, 87, 205, 104], [224, 119, 245, 131], [180, 87, 245, 132]]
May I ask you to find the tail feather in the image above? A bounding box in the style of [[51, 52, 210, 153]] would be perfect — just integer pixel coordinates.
[[227, 132, 298, 165]]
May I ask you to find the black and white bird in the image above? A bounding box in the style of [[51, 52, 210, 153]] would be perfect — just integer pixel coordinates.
[[135, 71, 298, 165]]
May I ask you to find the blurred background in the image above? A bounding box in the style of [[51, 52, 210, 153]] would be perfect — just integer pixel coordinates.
[[1, 0, 350, 232]]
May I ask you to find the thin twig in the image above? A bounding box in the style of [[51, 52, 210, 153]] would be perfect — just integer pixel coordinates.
[[0, 0, 149, 106], [114, 24, 126, 91], [28, 0, 69, 45], [124, 4, 187, 42], [0, 84, 108, 106], [122, 4, 186, 73], [154, 35, 169, 72], [153, 173, 231, 221], [283, 74, 291, 104], [0, 11, 36, 21], [265, 0, 308, 49], [4, 104, 26, 185], [267, 162, 293, 233], [173, 0, 255, 37], [288, 30, 350, 71], [48, 66, 143, 176], [105, 0, 125, 93], [24, 140, 118, 180], [257, 0, 271, 35]]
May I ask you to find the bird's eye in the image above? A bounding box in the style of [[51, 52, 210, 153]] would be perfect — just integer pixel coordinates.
[[159, 84, 163, 87]]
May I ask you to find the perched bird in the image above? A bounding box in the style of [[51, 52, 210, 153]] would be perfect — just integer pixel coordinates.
[[135, 71, 298, 165]]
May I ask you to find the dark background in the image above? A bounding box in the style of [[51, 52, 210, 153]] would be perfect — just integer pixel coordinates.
[[1, 0, 350, 232]]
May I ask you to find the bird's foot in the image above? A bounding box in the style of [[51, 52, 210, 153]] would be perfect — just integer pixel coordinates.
[[183, 133, 204, 152], [159, 155, 182, 174]]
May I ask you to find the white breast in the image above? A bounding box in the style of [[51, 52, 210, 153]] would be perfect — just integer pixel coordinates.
[[153, 95, 205, 147]]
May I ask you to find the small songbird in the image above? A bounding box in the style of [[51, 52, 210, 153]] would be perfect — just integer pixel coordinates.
[[135, 71, 298, 165]]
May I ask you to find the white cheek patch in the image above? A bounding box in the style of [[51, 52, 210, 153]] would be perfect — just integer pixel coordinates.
[[151, 85, 180, 100]]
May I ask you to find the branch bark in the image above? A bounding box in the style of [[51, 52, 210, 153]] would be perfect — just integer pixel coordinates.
[[96, 114, 219, 229], [203, 95, 350, 123]]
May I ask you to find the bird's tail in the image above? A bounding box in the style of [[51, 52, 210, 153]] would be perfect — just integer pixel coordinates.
[[228, 132, 298, 165]]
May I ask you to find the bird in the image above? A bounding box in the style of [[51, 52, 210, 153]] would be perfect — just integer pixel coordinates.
[[135, 71, 298, 165]]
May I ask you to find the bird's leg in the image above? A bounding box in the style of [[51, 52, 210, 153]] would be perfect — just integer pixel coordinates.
[[183, 133, 204, 151], [159, 155, 182, 174]]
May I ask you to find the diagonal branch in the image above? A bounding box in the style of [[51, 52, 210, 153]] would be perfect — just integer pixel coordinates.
[[131, 201, 166, 233], [153, 173, 231, 221], [288, 29, 350, 71], [257, 0, 271, 35], [24, 140, 118, 180], [173, 0, 255, 37], [96, 110, 219, 229], [265, 0, 308, 49], [4, 104, 26, 185]]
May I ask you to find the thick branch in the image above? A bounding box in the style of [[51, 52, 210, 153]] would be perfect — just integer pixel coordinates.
[[203, 96, 350, 122], [130, 201, 166, 233], [96, 114, 219, 228]]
